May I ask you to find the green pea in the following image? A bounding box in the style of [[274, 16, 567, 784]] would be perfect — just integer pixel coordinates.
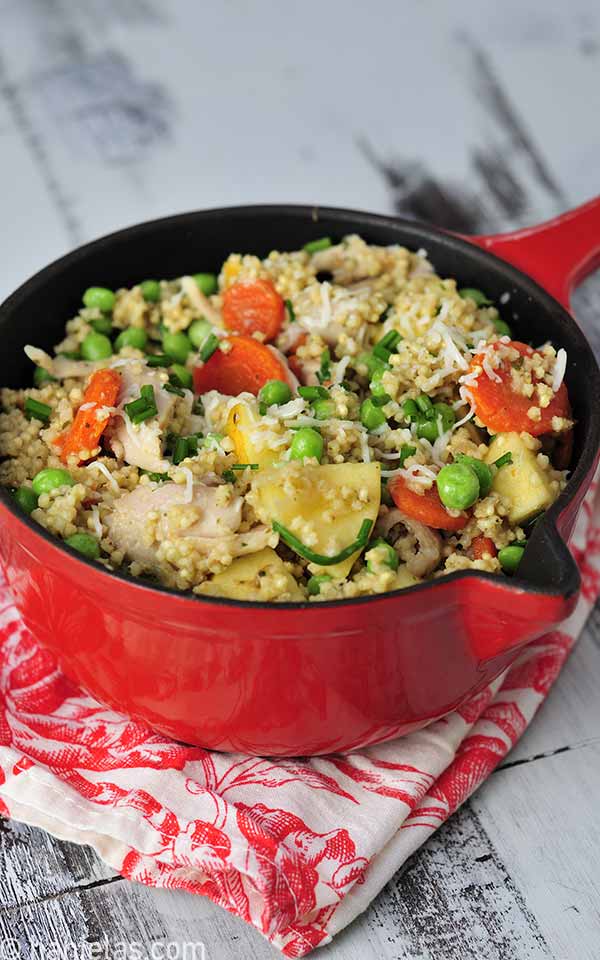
[[170, 364, 193, 390], [436, 462, 480, 511], [360, 398, 386, 431], [493, 317, 512, 337], [312, 398, 336, 420], [162, 331, 191, 364], [82, 287, 116, 312], [65, 532, 101, 560], [114, 327, 148, 351], [188, 318, 213, 349], [32, 468, 74, 496], [498, 544, 525, 575], [290, 427, 324, 462], [33, 366, 56, 388], [14, 486, 38, 514], [367, 538, 399, 572], [456, 454, 492, 498], [140, 279, 161, 302], [90, 316, 113, 336], [369, 367, 388, 397], [259, 379, 292, 407], [458, 287, 492, 307], [416, 402, 456, 442], [307, 574, 332, 596], [193, 273, 218, 296], [81, 332, 113, 361]]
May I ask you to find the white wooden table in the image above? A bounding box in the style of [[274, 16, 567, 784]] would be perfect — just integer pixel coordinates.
[[1, 2, 600, 957]]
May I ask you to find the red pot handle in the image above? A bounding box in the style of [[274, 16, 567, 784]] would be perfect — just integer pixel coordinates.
[[468, 195, 600, 309]]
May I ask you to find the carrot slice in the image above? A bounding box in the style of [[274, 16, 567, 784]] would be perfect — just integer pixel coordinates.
[[57, 368, 121, 464], [222, 279, 285, 342], [388, 476, 469, 531], [467, 340, 570, 436], [193, 335, 291, 396], [471, 535, 497, 560]]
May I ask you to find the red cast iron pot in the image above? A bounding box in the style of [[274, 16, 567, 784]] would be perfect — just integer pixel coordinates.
[[1, 200, 600, 756]]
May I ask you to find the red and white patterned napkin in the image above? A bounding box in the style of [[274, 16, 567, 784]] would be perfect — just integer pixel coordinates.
[[1, 483, 599, 957]]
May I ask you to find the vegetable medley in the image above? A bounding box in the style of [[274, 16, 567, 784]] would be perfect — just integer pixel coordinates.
[[0, 235, 573, 601]]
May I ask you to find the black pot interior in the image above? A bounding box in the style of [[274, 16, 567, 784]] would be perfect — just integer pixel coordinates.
[[1, 205, 599, 603]]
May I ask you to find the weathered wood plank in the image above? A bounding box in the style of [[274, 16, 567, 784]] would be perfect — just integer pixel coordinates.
[[474, 744, 600, 959]]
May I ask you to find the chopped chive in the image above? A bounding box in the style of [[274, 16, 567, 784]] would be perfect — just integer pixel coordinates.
[[371, 393, 392, 407], [398, 444, 417, 466], [192, 397, 204, 415], [298, 385, 329, 401], [259, 401, 267, 415], [304, 237, 332, 254], [273, 517, 373, 566], [141, 469, 169, 482], [415, 395, 433, 414], [24, 398, 51, 423], [163, 382, 185, 397], [377, 329, 401, 351], [231, 463, 259, 471], [372, 344, 391, 363], [124, 384, 157, 425], [317, 347, 331, 384], [285, 298, 296, 322], [494, 451, 513, 469], [199, 333, 219, 363], [223, 469, 236, 484], [402, 399, 419, 421], [146, 354, 171, 367], [172, 437, 189, 465]]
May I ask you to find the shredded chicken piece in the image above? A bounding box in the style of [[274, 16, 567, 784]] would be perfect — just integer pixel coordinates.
[[375, 506, 442, 577], [24, 346, 100, 380], [105, 364, 192, 473], [180, 276, 221, 326], [106, 480, 262, 573]]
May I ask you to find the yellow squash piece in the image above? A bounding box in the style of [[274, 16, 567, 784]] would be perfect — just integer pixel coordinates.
[[197, 548, 304, 602], [485, 432, 554, 525], [252, 461, 381, 579], [226, 402, 283, 469]]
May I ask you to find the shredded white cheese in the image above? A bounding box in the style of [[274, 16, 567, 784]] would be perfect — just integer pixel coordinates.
[[333, 355, 351, 385], [90, 506, 103, 539], [272, 397, 306, 419], [552, 348, 567, 393], [79, 402, 95, 411], [181, 467, 194, 503], [381, 463, 438, 482], [86, 461, 119, 491]]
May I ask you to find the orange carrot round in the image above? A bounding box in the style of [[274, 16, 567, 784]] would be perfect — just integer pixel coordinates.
[[471, 535, 497, 559], [193, 336, 292, 396], [222, 279, 285, 342], [57, 368, 121, 464], [388, 476, 469, 531], [467, 340, 570, 436]]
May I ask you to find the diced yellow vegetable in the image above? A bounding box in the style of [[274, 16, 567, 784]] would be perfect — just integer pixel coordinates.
[[197, 548, 304, 601], [226, 402, 283, 469], [485, 432, 553, 524], [252, 461, 381, 579]]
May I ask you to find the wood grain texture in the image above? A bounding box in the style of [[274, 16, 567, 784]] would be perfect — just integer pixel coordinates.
[[0, 1, 600, 958]]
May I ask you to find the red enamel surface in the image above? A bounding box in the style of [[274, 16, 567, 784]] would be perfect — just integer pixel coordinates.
[[469, 195, 600, 309], [0, 501, 576, 756]]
